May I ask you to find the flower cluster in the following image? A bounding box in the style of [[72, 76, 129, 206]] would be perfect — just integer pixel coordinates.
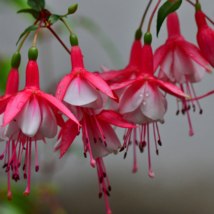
[[1, 0, 214, 213]]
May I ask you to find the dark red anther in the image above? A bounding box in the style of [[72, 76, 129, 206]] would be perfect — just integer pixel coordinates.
[[94, 138, 97, 143], [24, 173, 27, 179], [124, 152, 127, 159], [0, 154, 4, 160], [5, 167, 10, 172], [103, 172, 106, 177], [23, 164, 26, 171], [2, 163, 7, 168], [83, 152, 87, 158], [176, 110, 179, 115], [156, 150, 159, 155], [158, 140, 162, 146], [200, 109, 203, 114], [99, 192, 102, 198], [193, 105, 196, 112], [35, 165, 39, 172], [105, 190, 110, 197], [108, 186, 111, 191], [119, 147, 124, 152]]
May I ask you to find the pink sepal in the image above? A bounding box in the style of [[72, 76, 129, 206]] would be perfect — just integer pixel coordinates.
[[59, 120, 79, 158], [37, 91, 80, 126], [97, 110, 137, 128], [3, 91, 32, 126], [55, 74, 73, 101], [84, 72, 116, 100]]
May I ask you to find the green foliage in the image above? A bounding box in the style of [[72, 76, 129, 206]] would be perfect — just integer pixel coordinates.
[[17, 9, 40, 19], [48, 14, 62, 24], [27, 0, 45, 11], [16, 24, 39, 45], [156, 0, 182, 36]]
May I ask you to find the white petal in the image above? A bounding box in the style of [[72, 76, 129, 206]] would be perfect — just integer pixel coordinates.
[[0, 113, 8, 141], [160, 50, 175, 82], [63, 76, 100, 107], [119, 82, 145, 114], [4, 117, 20, 140], [63, 102, 83, 121], [39, 100, 57, 138], [18, 96, 41, 137], [81, 91, 103, 109], [187, 59, 205, 83], [140, 82, 167, 121], [123, 106, 149, 124], [99, 121, 121, 153], [109, 88, 126, 112]]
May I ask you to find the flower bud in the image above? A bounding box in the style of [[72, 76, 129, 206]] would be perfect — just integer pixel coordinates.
[[68, 4, 78, 14], [135, 29, 142, 41], [11, 51, 21, 69], [70, 34, 79, 46], [28, 46, 38, 61], [144, 32, 152, 45]]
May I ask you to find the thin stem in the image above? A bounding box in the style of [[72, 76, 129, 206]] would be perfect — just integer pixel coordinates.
[[47, 26, 71, 54], [60, 18, 73, 34], [186, 0, 214, 25], [139, 0, 153, 30], [17, 19, 40, 52], [186, 90, 214, 102], [33, 19, 45, 47], [147, 0, 161, 32]]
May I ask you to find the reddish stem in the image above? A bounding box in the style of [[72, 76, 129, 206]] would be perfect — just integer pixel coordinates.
[[147, 0, 161, 32], [47, 26, 71, 55]]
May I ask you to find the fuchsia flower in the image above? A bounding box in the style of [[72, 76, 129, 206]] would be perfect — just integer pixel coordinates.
[[195, 3, 214, 67], [0, 47, 80, 198], [110, 34, 189, 177], [154, 12, 211, 136], [55, 109, 136, 214]]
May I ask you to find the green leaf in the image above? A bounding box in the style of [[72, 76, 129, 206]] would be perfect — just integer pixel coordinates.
[[16, 24, 39, 45], [48, 14, 62, 24], [17, 8, 40, 19], [157, 0, 182, 36], [27, 0, 45, 11]]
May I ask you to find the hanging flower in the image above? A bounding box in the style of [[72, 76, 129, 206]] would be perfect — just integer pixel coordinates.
[[55, 109, 136, 214], [110, 34, 189, 176], [154, 12, 211, 136], [0, 47, 80, 198]]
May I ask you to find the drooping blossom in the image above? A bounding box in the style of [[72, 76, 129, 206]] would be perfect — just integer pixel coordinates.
[[55, 109, 136, 214], [110, 35, 190, 177], [154, 12, 211, 136], [0, 47, 80, 198], [195, 3, 214, 67]]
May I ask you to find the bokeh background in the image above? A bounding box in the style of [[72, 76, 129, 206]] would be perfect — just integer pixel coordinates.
[[1, 0, 214, 213]]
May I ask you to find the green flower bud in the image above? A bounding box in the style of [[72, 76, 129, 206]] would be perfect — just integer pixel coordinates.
[[28, 46, 38, 61], [144, 32, 152, 45], [70, 34, 79, 46], [68, 4, 78, 14], [135, 29, 142, 41], [195, 3, 201, 11], [11, 51, 21, 69]]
